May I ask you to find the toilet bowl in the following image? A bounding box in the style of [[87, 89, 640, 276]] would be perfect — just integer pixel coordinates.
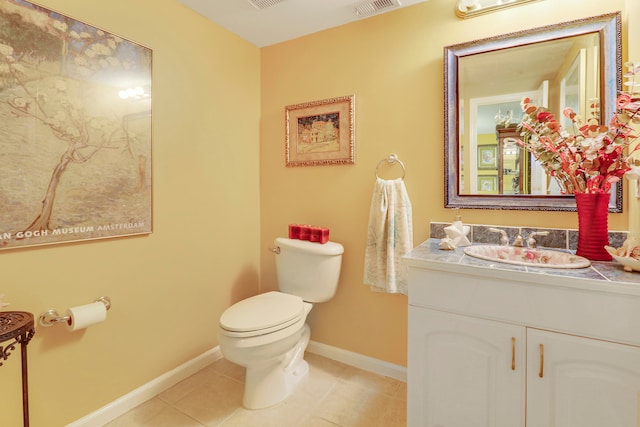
[[218, 238, 343, 409], [219, 291, 313, 409]]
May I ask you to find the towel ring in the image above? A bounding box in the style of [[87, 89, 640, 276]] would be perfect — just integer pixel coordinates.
[[375, 154, 406, 180]]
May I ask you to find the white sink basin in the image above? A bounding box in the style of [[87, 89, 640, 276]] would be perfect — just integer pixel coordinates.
[[463, 245, 591, 269]]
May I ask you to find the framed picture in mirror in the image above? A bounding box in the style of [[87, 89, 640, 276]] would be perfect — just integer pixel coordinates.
[[478, 176, 498, 193], [478, 145, 498, 169]]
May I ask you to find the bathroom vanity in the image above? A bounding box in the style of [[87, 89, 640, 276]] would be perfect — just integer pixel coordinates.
[[404, 239, 640, 427]]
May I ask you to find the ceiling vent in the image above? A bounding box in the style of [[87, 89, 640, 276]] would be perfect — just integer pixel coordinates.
[[354, 0, 401, 17], [247, 0, 286, 10]]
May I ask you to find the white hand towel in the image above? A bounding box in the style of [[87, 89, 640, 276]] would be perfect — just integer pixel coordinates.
[[363, 177, 413, 294]]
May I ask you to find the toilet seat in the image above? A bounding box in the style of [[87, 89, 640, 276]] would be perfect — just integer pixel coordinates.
[[220, 291, 305, 338]]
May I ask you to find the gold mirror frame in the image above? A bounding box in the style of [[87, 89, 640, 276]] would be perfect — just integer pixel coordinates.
[[444, 12, 622, 211]]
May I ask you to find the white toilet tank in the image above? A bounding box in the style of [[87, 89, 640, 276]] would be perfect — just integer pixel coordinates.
[[274, 237, 344, 303]]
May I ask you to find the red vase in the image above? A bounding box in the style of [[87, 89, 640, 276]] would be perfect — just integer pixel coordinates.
[[575, 192, 612, 261]]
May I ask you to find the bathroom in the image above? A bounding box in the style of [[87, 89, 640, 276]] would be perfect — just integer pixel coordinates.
[[1, 0, 638, 425]]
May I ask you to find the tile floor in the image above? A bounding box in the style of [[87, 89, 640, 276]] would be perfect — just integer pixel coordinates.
[[104, 352, 407, 427]]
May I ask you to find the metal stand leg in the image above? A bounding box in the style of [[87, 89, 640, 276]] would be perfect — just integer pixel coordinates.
[[20, 336, 29, 427], [0, 311, 36, 427], [1, 313, 34, 427]]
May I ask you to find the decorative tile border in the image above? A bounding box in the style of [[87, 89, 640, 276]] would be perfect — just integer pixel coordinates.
[[430, 222, 628, 251]]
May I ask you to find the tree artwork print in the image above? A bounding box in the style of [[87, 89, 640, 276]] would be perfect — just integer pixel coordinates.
[[0, 0, 152, 250]]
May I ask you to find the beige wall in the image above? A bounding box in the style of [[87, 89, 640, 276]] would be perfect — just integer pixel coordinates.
[[259, 0, 632, 368], [2, 0, 637, 425], [1, 0, 261, 425]]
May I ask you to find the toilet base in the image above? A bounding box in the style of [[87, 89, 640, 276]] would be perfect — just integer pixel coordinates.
[[243, 324, 311, 409]]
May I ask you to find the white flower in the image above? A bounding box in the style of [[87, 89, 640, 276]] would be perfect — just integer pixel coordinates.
[[12, 97, 28, 108], [90, 43, 112, 56], [107, 56, 120, 67], [74, 56, 89, 66], [52, 19, 67, 32]]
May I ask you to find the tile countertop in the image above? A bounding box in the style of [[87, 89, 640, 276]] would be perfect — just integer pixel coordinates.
[[403, 239, 640, 297]]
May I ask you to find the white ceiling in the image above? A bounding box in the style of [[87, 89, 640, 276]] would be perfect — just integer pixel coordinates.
[[176, 0, 429, 47]]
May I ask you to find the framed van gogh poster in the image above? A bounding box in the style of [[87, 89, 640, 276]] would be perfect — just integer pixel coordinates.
[[0, 0, 152, 250], [285, 95, 355, 167]]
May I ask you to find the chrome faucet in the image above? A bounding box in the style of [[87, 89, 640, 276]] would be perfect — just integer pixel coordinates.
[[526, 231, 549, 248], [512, 229, 524, 247], [488, 228, 509, 246], [489, 227, 549, 248]]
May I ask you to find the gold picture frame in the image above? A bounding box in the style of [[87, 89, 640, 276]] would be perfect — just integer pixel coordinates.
[[285, 95, 355, 167]]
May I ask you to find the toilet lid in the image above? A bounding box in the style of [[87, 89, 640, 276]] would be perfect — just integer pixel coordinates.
[[220, 291, 304, 333]]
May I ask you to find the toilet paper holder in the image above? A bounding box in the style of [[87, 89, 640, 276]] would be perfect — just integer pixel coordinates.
[[38, 296, 111, 327]]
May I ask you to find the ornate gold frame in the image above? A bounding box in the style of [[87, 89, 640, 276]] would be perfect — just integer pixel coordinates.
[[285, 95, 355, 167]]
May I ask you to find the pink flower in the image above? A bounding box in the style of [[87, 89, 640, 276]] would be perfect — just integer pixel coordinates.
[[563, 107, 577, 120], [617, 93, 632, 109], [546, 121, 560, 132], [536, 111, 554, 123]]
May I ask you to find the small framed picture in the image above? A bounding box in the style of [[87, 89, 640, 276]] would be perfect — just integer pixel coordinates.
[[478, 175, 498, 193], [478, 145, 498, 169], [285, 95, 355, 167]]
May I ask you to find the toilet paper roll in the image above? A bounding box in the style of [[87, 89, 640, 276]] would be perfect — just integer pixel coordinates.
[[66, 301, 107, 331]]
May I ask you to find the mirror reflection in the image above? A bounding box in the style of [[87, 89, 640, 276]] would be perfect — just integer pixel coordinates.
[[445, 13, 621, 211], [460, 34, 599, 196]]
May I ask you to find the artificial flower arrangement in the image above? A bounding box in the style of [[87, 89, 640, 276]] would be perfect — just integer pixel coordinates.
[[516, 61, 640, 194]]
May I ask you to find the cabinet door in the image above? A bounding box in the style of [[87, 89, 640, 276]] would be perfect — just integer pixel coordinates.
[[527, 328, 640, 427], [408, 308, 525, 427]]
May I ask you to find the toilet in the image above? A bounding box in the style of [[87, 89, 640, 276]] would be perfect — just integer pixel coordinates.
[[218, 237, 344, 409]]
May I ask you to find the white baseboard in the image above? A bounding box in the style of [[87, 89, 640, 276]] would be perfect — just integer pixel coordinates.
[[67, 341, 406, 425], [66, 347, 223, 427], [307, 340, 407, 382]]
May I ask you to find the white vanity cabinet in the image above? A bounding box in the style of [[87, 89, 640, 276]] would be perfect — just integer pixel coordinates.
[[526, 328, 640, 427], [405, 244, 640, 427], [408, 308, 525, 427]]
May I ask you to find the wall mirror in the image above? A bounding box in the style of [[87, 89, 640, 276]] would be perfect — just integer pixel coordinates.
[[444, 12, 622, 211]]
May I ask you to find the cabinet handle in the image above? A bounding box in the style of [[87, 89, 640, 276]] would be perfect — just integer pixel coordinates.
[[538, 344, 544, 378], [511, 337, 516, 370]]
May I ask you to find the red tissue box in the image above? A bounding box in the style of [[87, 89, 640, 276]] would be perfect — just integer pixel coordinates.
[[299, 225, 311, 240], [309, 226, 330, 244], [288, 224, 329, 244], [288, 224, 301, 239]]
